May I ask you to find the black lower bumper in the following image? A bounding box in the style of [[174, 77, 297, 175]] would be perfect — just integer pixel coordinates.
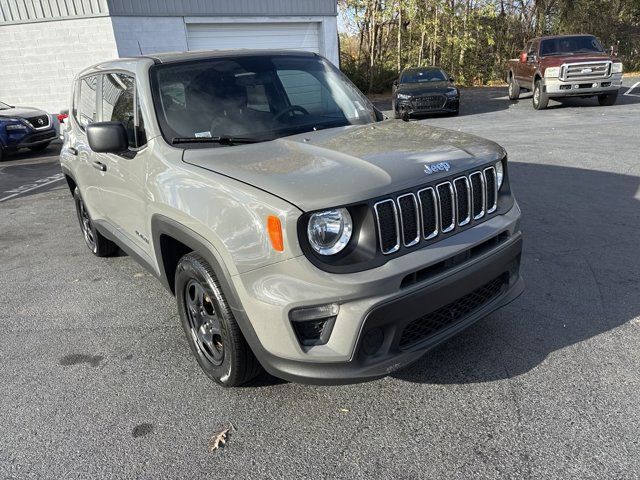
[[255, 234, 524, 385], [13, 129, 57, 148]]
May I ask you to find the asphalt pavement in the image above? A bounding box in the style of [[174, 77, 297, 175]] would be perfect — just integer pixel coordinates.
[[1, 81, 639, 479]]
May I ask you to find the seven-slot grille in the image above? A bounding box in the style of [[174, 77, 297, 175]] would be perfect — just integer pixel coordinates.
[[411, 95, 446, 110], [374, 166, 498, 254], [560, 61, 611, 81]]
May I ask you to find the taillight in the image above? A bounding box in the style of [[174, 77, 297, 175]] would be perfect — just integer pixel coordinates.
[[57, 113, 68, 123]]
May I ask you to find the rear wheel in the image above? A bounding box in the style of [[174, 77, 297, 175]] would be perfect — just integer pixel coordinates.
[[508, 76, 520, 100], [598, 92, 618, 106], [73, 187, 118, 257], [29, 142, 50, 152], [175, 253, 262, 387], [532, 80, 549, 110]]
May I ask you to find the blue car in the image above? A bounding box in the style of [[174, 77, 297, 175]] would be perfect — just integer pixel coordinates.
[[0, 100, 58, 161]]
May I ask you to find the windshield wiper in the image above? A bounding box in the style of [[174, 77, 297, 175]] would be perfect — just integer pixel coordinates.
[[172, 135, 263, 145]]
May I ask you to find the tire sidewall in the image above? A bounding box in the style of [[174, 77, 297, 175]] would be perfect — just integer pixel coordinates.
[[73, 187, 98, 254], [175, 258, 234, 386]]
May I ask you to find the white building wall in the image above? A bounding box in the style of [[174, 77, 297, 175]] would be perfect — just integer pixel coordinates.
[[0, 16, 118, 112], [110, 16, 188, 57]]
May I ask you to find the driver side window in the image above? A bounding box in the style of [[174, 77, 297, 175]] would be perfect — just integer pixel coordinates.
[[102, 73, 147, 149]]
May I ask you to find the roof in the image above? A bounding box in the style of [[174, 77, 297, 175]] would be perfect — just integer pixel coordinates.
[[145, 49, 319, 64], [530, 34, 597, 42]]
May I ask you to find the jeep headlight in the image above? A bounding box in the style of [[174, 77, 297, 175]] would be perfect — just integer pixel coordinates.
[[544, 67, 560, 78], [495, 161, 504, 189], [611, 62, 623, 74], [307, 208, 352, 255], [397, 93, 411, 100]]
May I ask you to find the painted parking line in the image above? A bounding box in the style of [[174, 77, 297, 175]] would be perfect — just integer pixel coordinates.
[[0, 173, 65, 203], [624, 81, 640, 97]]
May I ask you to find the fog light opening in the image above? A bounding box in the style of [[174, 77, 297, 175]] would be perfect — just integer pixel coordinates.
[[362, 328, 384, 356], [290, 304, 339, 346]]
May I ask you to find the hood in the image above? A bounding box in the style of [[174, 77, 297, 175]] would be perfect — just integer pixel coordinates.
[[0, 105, 48, 120], [183, 120, 505, 212], [540, 53, 613, 68], [396, 81, 455, 96]]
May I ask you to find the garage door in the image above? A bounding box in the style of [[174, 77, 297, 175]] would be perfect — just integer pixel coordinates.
[[186, 22, 320, 54]]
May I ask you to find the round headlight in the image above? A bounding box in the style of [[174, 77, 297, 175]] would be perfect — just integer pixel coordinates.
[[307, 208, 353, 256], [495, 161, 504, 189]]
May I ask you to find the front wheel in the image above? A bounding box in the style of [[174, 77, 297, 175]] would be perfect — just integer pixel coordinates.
[[508, 77, 520, 100], [533, 80, 549, 110], [175, 253, 262, 387], [73, 187, 118, 257], [598, 92, 618, 106]]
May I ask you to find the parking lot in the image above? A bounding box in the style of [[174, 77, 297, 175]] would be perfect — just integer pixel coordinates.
[[1, 80, 639, 479]]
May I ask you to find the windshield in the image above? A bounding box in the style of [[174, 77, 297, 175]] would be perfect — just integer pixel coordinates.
[[150, 54, 377, 145], [540, 36, 604, 56], [0, 101, 11, 110], [400, 69, 447, 84]]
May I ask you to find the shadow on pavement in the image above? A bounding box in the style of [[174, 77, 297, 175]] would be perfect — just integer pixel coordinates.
[[393, 162, 640, 384]]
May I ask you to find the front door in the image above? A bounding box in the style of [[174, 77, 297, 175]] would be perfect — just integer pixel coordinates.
[[96, 72, 152, 259]]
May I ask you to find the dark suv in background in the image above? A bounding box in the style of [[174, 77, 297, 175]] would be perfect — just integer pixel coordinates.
[[0, 101, 57, 161]]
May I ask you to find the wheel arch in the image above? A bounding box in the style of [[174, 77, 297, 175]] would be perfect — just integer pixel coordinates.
[[150, 213, 267, 368], [61, 166, 77, 196]]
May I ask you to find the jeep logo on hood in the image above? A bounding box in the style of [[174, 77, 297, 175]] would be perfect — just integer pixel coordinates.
[[424, 162, 451, 175]]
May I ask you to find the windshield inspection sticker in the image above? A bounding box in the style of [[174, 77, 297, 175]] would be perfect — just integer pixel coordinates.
[[194, 131, 212, 138]]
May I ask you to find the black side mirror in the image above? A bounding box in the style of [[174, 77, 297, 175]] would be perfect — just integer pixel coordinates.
[[449, 76, 455, 83], [373, 107, 387, 121], [87, 122, 129, 153]]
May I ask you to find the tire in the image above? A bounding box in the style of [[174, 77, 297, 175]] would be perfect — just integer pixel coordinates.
[[73, 187, 118, 257], [532, 80, 549, 110], [29, 142, 50, 152], [508, 76, 520, 100], [0, 146, 4, 162], [175, 253, 262, 387], [598, 92, 618, 106]]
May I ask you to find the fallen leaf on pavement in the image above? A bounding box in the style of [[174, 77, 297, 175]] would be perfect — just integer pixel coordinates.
[[208, 424, 234, 452]]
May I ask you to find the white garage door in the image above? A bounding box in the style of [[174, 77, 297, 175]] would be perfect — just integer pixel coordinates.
[[186, 22, 321, 54]]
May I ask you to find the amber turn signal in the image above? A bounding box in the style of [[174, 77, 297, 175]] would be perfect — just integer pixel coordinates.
[[267, 215, 284, 252]]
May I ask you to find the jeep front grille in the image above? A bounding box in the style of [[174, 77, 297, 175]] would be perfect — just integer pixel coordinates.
[[560, 61, 611, 81], [374, 166, 499, 255]]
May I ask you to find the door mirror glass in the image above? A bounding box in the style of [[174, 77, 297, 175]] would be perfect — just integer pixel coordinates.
[[87, 122, 129, 153]]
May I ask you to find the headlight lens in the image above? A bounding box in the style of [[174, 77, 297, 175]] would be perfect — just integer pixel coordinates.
[[5, 123, 28, 131], [307, 208, 353, 256], [397, 93, 411, 100], [544, 67, 560, 78], [611, 62, 623, 74], [495, 161, 504, 189], [446, 89, 458, 97]]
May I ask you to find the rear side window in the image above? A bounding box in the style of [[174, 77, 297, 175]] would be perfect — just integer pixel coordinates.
[[76, 75, 98, 129], [102, 73, 147, 148]]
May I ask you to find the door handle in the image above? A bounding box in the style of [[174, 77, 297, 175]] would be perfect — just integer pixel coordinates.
[[92, 161, 107, 172], [68, 147, 78, 156]]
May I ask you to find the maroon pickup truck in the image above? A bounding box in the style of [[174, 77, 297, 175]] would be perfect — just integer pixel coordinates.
[[507, 34, 623, 110]]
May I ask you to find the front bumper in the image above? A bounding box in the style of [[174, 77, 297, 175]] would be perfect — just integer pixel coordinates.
[[542, 73, 622, 97], [397, 97, 459, 116], [231, 202, 523, 384], [2, 128, 56, 149]]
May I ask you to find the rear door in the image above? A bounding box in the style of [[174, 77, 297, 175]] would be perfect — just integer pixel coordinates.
[[95, 72, 152, 257]]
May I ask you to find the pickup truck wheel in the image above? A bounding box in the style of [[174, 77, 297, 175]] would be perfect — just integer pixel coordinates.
[[598, 92, 618, 106], [73, 187, 118, 257], [532, 80, 549, 110], [508, 77, 520, 100], [175, 253, 262, 387]]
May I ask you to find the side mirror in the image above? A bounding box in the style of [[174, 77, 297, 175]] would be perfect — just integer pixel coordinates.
[[610, 42, 619, 57], [519, 52, 528, 63], [373, 107, 387, 122], [393, 79, 399, 87], [87, 122, 129, 153], [449, 76, 455, 83]]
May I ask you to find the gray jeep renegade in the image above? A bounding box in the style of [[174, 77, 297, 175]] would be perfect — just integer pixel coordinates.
[[60, 51, 524, 387]]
